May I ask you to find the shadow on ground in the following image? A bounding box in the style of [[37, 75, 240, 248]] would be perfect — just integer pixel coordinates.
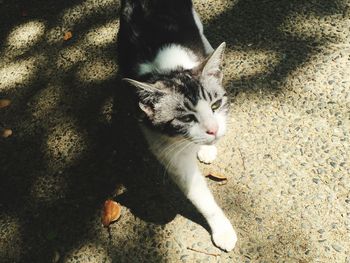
[[204, 0, 346, 94], [0, 0, 347, 262]]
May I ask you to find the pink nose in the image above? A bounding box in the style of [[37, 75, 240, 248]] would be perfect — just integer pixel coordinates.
[[206, 127, 218, 136]]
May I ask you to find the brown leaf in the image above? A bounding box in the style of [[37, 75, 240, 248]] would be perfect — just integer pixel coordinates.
[[102, 200, 121, 227], [1, 129, 13, 138], [63, 31, 73, 41], [206, 172, 227, 181], [0, 99, 11, 109]]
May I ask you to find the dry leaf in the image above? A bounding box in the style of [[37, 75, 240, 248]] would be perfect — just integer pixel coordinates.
[[206, 172, 227, 181], [1, 129, 13, 138], [63, 31, 73, 41], [102, 200, 121, 227], [0, 99, 11, 109]]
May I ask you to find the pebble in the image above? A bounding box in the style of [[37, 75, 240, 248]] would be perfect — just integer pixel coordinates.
[[180, 255, 189, 261], [317, 229, 325, 234], [316, 168, 324, 174], [312, 178, 320, 184], [331, 243, 342, 252], [329, 161, 337, 167]]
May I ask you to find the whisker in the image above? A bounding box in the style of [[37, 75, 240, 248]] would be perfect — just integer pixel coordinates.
[[157, 138, 188, 157], [158, 139, 191, 167], [162, 141, 194, 179]]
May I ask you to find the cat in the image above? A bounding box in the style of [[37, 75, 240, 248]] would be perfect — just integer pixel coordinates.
[[117, 0, 237, 251]]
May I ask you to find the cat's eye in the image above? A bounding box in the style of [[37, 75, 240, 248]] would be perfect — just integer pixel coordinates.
[[211, 99, 222, 111], [178, 114, 197, 123]]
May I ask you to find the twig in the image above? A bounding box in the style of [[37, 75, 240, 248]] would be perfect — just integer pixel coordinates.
[[107, 226, 113, 241], [238, 148, 246, 170], [187, 247, 220, 257]]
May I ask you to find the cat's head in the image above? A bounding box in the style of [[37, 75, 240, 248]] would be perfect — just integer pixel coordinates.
[[123, 42, 228, 145]]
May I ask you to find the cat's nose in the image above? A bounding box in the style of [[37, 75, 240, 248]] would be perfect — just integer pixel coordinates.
[[206, 126, 218, 136]]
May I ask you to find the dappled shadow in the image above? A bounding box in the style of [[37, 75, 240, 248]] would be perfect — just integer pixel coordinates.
[[0, 0, 348, 262], [0, 1, 206, 262], [203, 0, 347, 94]]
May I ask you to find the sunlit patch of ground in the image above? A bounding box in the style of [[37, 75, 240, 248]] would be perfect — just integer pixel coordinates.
[[84, 20, 119, 47], [60, 0, 118, 31], [45, 120, 89, 168], [30, 173, 68, 203], [64, 242, 112, 263], [56, 46, 88, 70], [77, 58, 118, 83], [280, 13, 350, 41], [0, 215, 22, 262], [224, 49, 282, 80], [99, 96, 114, 125], [0, 58, 39, 91], [30, 83, 63, 119], [5, 21, 46, 54], [193, 0, 236, 22]]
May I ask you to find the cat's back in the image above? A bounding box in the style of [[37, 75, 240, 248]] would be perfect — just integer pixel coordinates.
[[117, 0, 208, 77]]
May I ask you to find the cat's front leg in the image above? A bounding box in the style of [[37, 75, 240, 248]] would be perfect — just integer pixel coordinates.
[[197, 144, 217, 164], [171, 158, 237, 251]]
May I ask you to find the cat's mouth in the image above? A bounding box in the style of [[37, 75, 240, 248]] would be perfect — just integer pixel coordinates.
[[193, 138, 218, 146], [206, 139, 218, 145]]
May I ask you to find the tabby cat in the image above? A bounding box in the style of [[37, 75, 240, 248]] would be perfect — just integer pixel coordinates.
[[117, 0, 237, 251]]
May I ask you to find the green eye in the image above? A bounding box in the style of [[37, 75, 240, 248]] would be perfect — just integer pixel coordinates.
[[178, 114, 197, 123], [211, 99, 222, 111]]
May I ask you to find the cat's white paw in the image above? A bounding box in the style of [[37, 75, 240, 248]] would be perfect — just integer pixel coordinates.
[[212, 221, 237, 252], [197, 145, 217, 164]]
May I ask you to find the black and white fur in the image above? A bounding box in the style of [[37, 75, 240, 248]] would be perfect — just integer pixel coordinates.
[[117, 0, 237, 251]]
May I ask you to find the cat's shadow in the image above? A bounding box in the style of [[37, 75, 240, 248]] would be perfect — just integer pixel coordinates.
[[110, 78, 209, 231]]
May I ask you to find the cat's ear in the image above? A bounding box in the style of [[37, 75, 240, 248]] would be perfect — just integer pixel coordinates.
[[122, 78, 164, 117], [193, 42, 226, 81], [138, 102, 154, 117], [122, 78, 165, 94]]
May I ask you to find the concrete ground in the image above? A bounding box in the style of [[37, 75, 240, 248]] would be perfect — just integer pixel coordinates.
[[0, 0, 349, 262]]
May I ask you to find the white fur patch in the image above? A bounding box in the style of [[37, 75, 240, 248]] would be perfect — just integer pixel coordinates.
[[211, 215, 237, 251], [138, 44, 199, 76], [197, 145, 217, 164], [215, 111, 227, 138]]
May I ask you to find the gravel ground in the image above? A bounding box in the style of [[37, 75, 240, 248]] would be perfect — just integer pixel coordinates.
[[0, 0, 349, 262]]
